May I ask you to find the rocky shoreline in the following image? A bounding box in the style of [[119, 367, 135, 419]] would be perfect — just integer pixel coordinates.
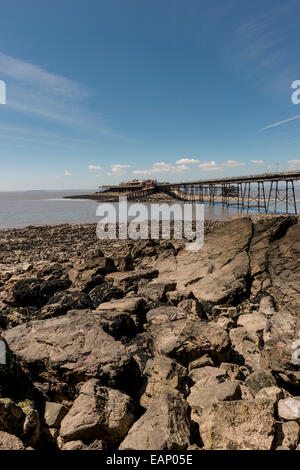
[[0, 215, 299, 450]]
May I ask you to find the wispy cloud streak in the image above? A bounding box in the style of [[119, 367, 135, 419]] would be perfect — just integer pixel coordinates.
[[260, 114, 300, 131]]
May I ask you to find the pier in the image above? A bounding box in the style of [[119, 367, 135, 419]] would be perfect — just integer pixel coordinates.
[[101, 171, 300, 214]]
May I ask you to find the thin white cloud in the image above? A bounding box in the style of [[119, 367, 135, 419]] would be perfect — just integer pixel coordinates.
[[221, 2, 300, 96], [110, 164, 130, 177], [176, 158, 199, 165], [251, 159, 264, 165], [198, 161, 223, 171], [88, 165, 102, 170], [133, 162, 189, 176], [288, 159, 300, 170], [0, 51, 90, 99], [260, 114, 300, 131], [222, 159, 246, 167], [64, 170, 72, 176], [0, 51, 129, 140], [197, 159, 245, 171]]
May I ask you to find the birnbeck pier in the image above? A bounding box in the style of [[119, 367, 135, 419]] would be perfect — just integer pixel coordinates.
[[100, 171, 300, 214]]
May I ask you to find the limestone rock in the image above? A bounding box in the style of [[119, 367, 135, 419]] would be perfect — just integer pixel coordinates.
[[177, 299, 202, 317], [212, 306, 238, 321], [188, 355, 214, 371], [220, 363, 242, 380], [0, 431, 25, 450], [2, 310, 140, 398], [188, 379, 241, 421], [189, 366, 227, 385], [61, 439, 106, 450], [97, 296, 145, 314], [88, 281, 123, 307], [237, 313, 268, 333], [106, 269, 159, 291], [119, 391, 190, 450], [278, 397, 300, 420], [0, 398, 24, 436], [150, 319, 230, 366], [146, 306, 189, 325], [60, 379, 135, 444], [41, 290, 92, 318], [274, 421, 300, 450], [138, 279, 176, 302], [140, 356, 189, 408], [44, 402, 68, 428], [4, 278, 71, 308], [229, 327, 262, 370], [245, 369, 276, 395], [260, 312, 300, 386], [97, 297, 145, 329], [199, 400, 275, 450], [255, 386, 284, 405], [160, 218, 253, 314], [267, 222, 300, 313]]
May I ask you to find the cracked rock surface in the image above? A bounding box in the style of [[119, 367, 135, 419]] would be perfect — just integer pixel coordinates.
[[0, 216, 299, 450]]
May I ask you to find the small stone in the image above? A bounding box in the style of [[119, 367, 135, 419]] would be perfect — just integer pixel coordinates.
[[237, 313, 268, 333], [220, 363, 242, 380], [44, 402, 68, 428], [278, 397, 300, 421], [216, 316, 236, 330], [188, 355, 214, 372], [255, 386, 284, 405], [212, 306, 238, 320], [275, 421, 300, 450], [245, 369, 276, 395], [177, 299, 202, 317]]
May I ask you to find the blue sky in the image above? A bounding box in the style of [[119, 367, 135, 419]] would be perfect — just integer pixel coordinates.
[[0, 0, 300, 190]]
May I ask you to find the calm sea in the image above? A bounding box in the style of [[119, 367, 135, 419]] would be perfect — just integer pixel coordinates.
[[0, 189, 299, 230]]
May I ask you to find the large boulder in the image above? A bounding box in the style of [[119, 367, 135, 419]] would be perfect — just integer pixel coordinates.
[[0, 398, 24, 436], [44, 402, 69, 428], [156, 218, 253, 314], [274, 421, 300, 449], [138, 279, 176, 303], [0, 431, 24, 450], [97, 297, 146, 330], [150, 318, 230, 366], [2, 310, 140, 399], [140, 356, 189, 408], [106, 269, 159, 291], [0, 398, 40, 448], [199, 400, 275, 450], [119, 391, 190, 450], [260, 312, 300, 386], [41, 290, 93, 318], [88, 281, 123, 307], [237, 313, 268, 333], [229, 327, 262, 370], [244, 369, 276, 395], [146, 306, 189, 325], [267, 222, 300, 313], [278, 397, 300, 420], [60, 379, 135, 444], [4, 278, 71, 308], [248, 216, 296, 297], [188, 378, 241, 422]]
